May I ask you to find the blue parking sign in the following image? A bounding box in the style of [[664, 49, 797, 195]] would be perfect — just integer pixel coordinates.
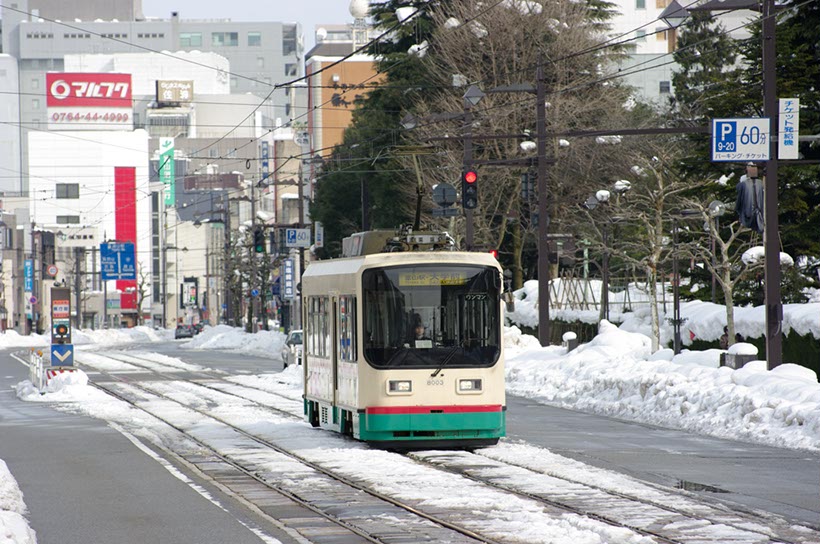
[[712, 118, 770, 162], [714, 121, 736, 153]]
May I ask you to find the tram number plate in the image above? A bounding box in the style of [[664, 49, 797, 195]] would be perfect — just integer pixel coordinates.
[[427, 379, 445, 386]]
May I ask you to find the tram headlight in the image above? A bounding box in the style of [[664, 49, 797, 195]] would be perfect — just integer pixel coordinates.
[[388, 380, 412, 393], [458, 379, 482, 392]]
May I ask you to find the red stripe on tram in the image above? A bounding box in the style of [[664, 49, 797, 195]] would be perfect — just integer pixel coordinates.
[[366, 405, 502, 415]]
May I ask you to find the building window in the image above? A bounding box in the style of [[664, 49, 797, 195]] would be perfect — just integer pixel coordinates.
[[636, 30, 647, 42], [282, 25, 297, 55], [656, 28, 668, 41], [31, 98, 39, 109], [257, 56, 265, 68], [230, 77, 238, 88], [636, 0, 646, 8], [56, 183, 80, 199], [212, 32, 239, 47], [659, 81, 671, 94], [248, 32, 261, 46], [180, 32, 201, 47], [56, 215, 81, 224], [284, 63, 297, 76], [656, 0, 668, 7]]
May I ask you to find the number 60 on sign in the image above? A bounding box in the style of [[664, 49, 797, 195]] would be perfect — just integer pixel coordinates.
[[711, 118, 770, 162]]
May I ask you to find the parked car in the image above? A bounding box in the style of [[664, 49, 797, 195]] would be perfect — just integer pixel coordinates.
[[175, 325, 195, 339], [280, 329, 303, 368]]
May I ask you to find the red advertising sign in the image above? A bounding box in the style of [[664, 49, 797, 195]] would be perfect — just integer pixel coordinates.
[[46, 73, 133, 130], [46, 73, 132, 107]]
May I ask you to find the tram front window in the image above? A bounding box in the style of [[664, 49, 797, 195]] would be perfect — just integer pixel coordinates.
[[362, 265, 501, 369]]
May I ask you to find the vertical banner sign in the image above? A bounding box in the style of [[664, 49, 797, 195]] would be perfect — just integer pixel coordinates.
[[261, 141, 269, 184], [315, 222, 324, 248], [159, 137, 175, 206], [283, 259, 295, 300], [778, 98, 799, 160], [24, 259, 33, 291]]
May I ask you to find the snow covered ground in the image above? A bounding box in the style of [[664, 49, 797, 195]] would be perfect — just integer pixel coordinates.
[[2, 305, 819, 543]]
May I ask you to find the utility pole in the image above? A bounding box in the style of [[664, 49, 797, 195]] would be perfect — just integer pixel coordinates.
[[761, 0, 782, 369], [536, 59, 551, 346], [74, 247, 82, 329], [297, 160, 305, 330], [247, 181, 257, 332]]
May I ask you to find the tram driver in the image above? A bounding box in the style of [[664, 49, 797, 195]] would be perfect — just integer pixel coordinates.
[[405, 314, 432, 348]]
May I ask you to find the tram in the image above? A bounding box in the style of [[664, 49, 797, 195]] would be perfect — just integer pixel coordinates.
[[301, 228, 506, 449]]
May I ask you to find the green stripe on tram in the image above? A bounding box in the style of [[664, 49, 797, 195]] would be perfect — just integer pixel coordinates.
[[359, 411, 505, 441]]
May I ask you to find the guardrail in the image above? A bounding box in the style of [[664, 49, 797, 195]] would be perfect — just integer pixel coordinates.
[[28, 348, 46, 391]]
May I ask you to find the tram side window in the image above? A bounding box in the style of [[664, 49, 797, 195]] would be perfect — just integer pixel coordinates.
[[307, 296, 330, 357], [338, 295, 357, 362]]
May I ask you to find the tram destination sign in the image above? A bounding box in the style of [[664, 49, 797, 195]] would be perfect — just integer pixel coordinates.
[[711, 118, 770, 162]]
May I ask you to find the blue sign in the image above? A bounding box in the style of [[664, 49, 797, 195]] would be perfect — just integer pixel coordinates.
[[24, 259, 33, 291], [51, 343, 74, 366], [251, 288, 259, 297], [711, 118, 770, 162], [283, 259, 295, 300], [261, 141, 269, 179], [100, 242, 136, 280]]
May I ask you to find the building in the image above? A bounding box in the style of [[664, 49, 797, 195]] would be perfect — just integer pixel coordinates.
[[1, 0, 303, 194]]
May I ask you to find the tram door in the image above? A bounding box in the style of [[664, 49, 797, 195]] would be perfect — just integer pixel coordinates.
[[331, 297, 339, 409]]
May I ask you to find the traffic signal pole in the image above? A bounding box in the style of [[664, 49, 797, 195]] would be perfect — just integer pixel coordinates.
[[463, 102, 474, 250]]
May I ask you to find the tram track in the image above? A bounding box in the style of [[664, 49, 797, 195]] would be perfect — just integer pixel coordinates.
[[81, 350, 816, 544]]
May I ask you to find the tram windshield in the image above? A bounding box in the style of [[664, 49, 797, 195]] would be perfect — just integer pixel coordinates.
[[362, 264, 501, 369]]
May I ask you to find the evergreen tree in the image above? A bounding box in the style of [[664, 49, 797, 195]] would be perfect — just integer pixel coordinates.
[[310, 1, 444, 256]]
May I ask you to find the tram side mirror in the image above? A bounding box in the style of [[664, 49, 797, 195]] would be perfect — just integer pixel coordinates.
[[502, 269, 514, 312], [503, 291, 515, 313]]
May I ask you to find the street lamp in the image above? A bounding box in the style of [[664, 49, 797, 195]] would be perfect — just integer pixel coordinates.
[[666, 0, 783, 368]]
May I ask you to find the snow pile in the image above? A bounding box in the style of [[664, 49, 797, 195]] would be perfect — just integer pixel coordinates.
[[0, 460, 36, 544], [181, 325, 287, 357], [505, 322, 820, 451]]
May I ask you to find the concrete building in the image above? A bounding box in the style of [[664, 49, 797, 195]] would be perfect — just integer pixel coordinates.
[[1, 0, 303, 194], [608, 0, 756, 105]]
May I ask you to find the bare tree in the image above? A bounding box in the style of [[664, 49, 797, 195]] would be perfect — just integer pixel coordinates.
[[579, 140, 710, 351], [135, 262, 151, 326], [400, 0, 635, 288], [676, 201, 763, 346]]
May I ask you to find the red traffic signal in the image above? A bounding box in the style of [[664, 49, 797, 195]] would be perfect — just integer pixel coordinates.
[[462, 170, 478, 210]]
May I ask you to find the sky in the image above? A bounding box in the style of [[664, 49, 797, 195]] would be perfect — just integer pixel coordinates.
[[2, 293, 820, 543], [140, 0, 362, 49]]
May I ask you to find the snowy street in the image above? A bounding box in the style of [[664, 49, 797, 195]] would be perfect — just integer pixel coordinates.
[[1, 318, 819, 543]]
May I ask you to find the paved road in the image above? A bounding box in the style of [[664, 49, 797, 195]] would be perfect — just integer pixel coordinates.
[[0, 346, 292, 544], [2, 340, 818, 544], [129, 342, 820, 527], [506, 395, 820, 526]]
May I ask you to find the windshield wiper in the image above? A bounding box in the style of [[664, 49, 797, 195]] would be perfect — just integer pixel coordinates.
[[431, 346, 460, 377]]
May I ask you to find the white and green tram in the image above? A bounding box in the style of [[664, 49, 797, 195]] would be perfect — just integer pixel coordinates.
[[301, 231, 506, 449]]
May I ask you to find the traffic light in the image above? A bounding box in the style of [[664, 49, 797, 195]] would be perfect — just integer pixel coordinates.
[[462, 169, 478, 210], [253, 226, 265, 253]]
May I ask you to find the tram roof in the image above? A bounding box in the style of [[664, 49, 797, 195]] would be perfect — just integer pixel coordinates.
[[303, 251, 501, 279]]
